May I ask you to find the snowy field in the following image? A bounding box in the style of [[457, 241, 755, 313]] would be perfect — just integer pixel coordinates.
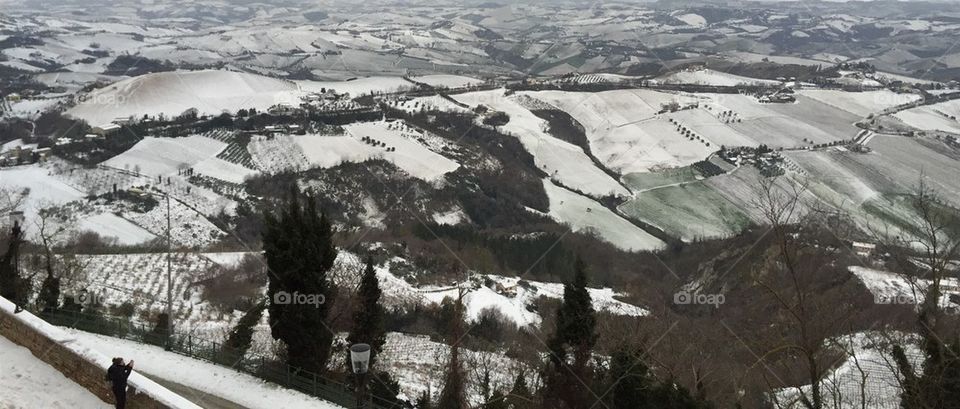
[[619, 181, 753, 240], [409, 74, 483, 88], [67, 70, 301, 125], [543, 180, 663, 251], [706, 93, 855, 146], [122, 197, 226, 247], [249, 121, 459, 181], [76, 213, 156, 245], [850, 266, 960, 308], [775, 331, 922, 409], [1, 97, 65, 119], [453, 89, 629, 197], [0, 165, 84, 223], [532, 90, 715, 173], [0, 336, 111, 409], [799, 90, 921, 117], [297, 76, 414, 97], [894, 99, 960, 134], [651, 69, 781, 87], [385, 94, 473, 113], [103, 135, 227, 178]]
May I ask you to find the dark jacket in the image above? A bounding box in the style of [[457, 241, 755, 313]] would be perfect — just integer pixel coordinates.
[[107, 363, 133, 390]]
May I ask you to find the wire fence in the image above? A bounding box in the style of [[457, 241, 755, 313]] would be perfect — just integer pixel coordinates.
[[37, 308, 402, 409]]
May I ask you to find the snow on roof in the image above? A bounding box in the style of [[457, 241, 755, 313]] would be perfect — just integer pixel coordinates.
[[0, 297, 202, 409]]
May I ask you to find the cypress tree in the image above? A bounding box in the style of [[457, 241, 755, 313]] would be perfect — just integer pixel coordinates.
[[436, 291, 468, 409], [0, 223, 27, 308], [264, 188, 338, 374], [543, 256, 597, 409], [347, 256, 385, 367], [507, 371, 534, 409]]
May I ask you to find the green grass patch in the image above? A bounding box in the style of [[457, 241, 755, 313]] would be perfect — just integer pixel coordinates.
[[620, 182, 753, 240], [622, 167, 702, 191]]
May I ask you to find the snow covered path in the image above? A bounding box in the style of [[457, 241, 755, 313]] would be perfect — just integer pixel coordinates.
[[66, 330, 346, 409], [0, 336, 111, 409]]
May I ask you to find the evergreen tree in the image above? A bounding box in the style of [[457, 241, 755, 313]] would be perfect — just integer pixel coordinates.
[[542, 257, 597, 409], [347, 257, 385, 367], [368, 370, 404, 408], [0, 223, 27, 308], [608, 346, 653, 409], [507, 370, 534, 409], [894, 338, 960, 408], [436, 291, 468, 409], [483, 390, 508, 409], [37, 272, 61, 312], [264, 188, 338, 374], [224, 301, 266, 365], [416, 386, 432, 409]]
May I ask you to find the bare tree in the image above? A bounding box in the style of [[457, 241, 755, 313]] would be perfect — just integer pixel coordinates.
[[748, 175, 862, 409]]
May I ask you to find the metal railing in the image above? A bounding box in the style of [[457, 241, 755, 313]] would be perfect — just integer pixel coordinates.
[[37, 308, 402, 409]]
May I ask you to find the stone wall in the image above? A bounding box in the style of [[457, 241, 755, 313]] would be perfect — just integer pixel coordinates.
[[0, 305, 176, 408]]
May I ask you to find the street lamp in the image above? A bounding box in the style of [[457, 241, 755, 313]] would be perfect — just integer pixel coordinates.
[[8, 211, 24, 229], [350, 343, 371, 409], [350, 343, 371, 374]]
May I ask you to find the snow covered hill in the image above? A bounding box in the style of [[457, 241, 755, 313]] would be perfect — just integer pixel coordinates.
[[67, 70, 301, 125]]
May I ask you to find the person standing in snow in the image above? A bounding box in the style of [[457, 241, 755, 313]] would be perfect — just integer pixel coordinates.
[[106, 357, 134, 409]]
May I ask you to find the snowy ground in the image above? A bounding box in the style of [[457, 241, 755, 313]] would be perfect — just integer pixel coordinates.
[[409, 74, 483, 89], [651, 68, 781, 87], [76, 213, 156, 245], [850, 266, 960, 309], [248, 121, 459, 181], [377, 332, 530, 406], [775, 332, 922, 409], [532, 89, 714, 174], [298, 76, 414, 97], [0, 165, 84, 224], [419, 273, 649, 328], [103, 135, 228, 178], [453, 89, 629, 197], [542, 180, 663, 251], [67, 330, 345, 409], [799, 90, 921, 117], [894, 99, 960, 134], [335, 252, 650, 328], [0, 336, 111, 409]]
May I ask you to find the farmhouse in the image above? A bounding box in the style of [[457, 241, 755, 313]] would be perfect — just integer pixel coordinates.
[[92, 123, 121, 136], [852, 241, 876, 258]]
